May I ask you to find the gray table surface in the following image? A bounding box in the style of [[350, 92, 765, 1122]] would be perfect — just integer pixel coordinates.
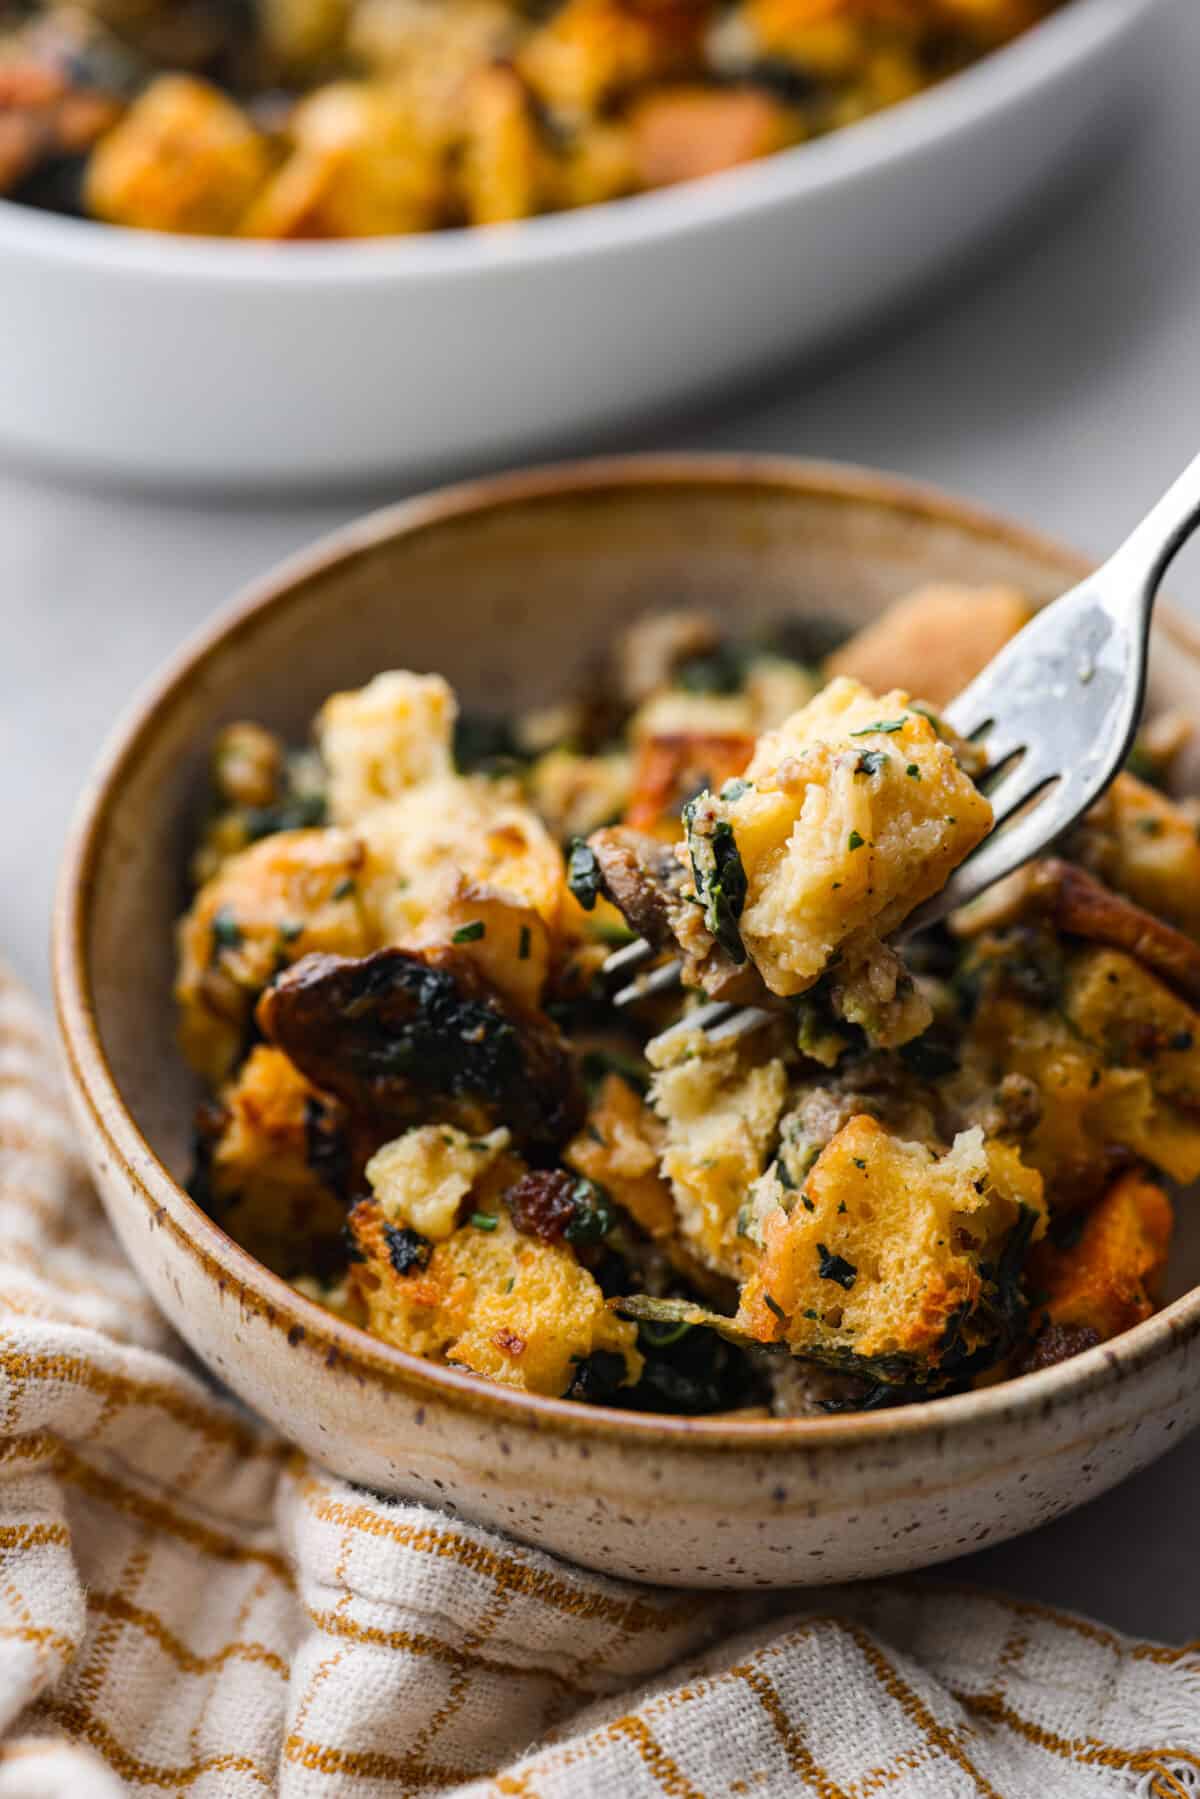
[[4, 0, 1199, 1641]]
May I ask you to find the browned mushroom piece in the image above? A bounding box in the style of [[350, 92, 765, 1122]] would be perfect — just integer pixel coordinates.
[[587, 826, 687, 947], [256, 946, 582, 1156], [587, 824, 769, 1004], [1031, 858, 1200, 1008]]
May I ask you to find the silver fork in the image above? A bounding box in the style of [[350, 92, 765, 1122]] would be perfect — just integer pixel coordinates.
[[604, 449, 1200, 1047]]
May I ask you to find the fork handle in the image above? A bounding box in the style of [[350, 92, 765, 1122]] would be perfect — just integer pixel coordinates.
[[1105, 446, 1200, 607]]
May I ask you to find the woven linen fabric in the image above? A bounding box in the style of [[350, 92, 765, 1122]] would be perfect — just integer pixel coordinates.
[[1, 963, 1199, 1799]]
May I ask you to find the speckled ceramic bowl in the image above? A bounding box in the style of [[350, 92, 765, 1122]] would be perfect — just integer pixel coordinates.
[[54, 456, 1200, 1589]]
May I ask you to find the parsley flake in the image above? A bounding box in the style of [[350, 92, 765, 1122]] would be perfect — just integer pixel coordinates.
[[850, 718, 906, 736], [816, 1244, 858, 1289]]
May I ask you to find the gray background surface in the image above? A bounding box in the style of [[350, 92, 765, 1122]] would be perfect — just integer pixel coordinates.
[[3, 0, 1197, 1638]]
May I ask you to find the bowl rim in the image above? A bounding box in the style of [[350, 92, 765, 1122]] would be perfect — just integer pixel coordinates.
[[53, 451, 1200, 1453], [1, 0, 1158, 284]]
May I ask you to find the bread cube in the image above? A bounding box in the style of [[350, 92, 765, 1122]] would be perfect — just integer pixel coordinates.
[[348, 1195, 641, 1396], [358, 775, 565, 944], [953, 942, 1200, 1193], [1025, 1170, 1173, 1346], [243, 82, 446, 239], [1063, 945, 1200, 1114], [1072, 772, 1200, 940], [176, 828, 370, 1083], [201, 1046, 348, 1275], [565, 1072, 675, 1241], [828, 584, 1030, 710], [735, 1116, 1045, 1382], [683, 676, 991, 1004], [365, 1123, 512, 1241], [318, 669, 457, 824], [648, 1026, 789, 1277], [85, 76, 270, 235]]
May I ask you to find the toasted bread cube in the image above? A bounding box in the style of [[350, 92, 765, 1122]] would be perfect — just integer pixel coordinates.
[[828, 584, 1031, 710], [204, 1046, 347, 1273], [85, 76, 270, 236], [1026, 1170, 1173, 1344], [735, 1117, 1045, 1377], [243, 82, 445, 239], [176, 829, 370, 1083], [527, 748, 632, 843], [688, 676, 991, 1000], [359, 775, 566, 944], [1064, 946, 1200, 1115], [348, 1196, 641, 1395], [565, 1073, 675, 1241], [953, 956, 1200, 1192], [318, 670, 457, 824], [648, 1027, 789, 1277], [517, 0, 709, 118], [401, 878, 551, 1012], [625, 730, 755, 838], [365, 1123, 512, 1241], [1074, 773, 1200, 940], [458, 61, 548, 224]]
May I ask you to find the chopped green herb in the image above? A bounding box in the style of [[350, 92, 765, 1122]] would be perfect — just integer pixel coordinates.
[[855, 749, 889, 777], [847, 831, 866, 852], [278, 919, 304, 943], [470, 1211, 499, 1232], [684, 807, 748, 963], [243, 791, 327, 840], [775, 1159, 796, 1191], [332, 877, 357, 901], [800, 1194, 815, 1213], [906, 764, 921, 780], [816, 1244, 858, 1289], [580, 1049, 648, 1096], [518, 925, 532, 960], [592, 920, 637, 947], [211, 907, 242, 951], [837, 1201, 847, 1214], [850, 719, 906, 736], [852, 1157, 866, 1170], [452, 921, 486, 943], [638, 1318, 693, 1349], [567, 839, 602, 911], [1138, 816, 1165, 837], [720, 777, 751, 802], [764, 1293, 786, 1322], [674, 643, 745, 695], [382, 1224, 430, 1275], [564, 1177, 613, 1245]]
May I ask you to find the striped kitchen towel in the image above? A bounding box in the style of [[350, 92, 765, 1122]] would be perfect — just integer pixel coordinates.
[[1, 960, 1198, 1799]]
